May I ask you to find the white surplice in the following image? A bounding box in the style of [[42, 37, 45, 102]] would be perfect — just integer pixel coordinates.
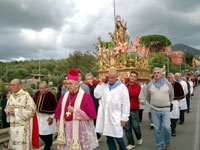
[[36, 113, 56, 135], [179, 80, 188, 110]]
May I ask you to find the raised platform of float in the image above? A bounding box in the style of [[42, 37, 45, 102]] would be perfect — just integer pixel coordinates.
[[97, 67, 150, 82]]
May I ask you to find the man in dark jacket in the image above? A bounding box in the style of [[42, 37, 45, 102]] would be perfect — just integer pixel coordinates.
[[33, 81, 57, 150]]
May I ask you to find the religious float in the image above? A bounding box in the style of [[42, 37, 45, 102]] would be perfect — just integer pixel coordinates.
[[97, 16, 150, 81]]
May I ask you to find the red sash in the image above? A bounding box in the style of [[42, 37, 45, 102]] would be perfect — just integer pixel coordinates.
[[32, 114, 40, 149]]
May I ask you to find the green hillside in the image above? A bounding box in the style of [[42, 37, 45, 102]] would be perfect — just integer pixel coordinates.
[[172, 44, 200, 55]]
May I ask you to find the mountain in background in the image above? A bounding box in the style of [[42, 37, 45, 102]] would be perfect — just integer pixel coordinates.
[[172, 43, 200, 55]]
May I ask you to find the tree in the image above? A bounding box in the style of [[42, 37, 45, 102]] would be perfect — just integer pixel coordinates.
[[148, 53, 184, 74], [149, 54, 167, 73], [65, 51, 98, 79], [0, 80, 6, 100], [0, 51, 98, 83], [185, 52, 194, 66], [140, 35, 171, 48]]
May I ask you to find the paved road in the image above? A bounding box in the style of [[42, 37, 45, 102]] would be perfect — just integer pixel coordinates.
[[1, 87, 199, 150]]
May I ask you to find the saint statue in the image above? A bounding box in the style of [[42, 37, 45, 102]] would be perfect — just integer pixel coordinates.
[[109, 15, 129, 46]]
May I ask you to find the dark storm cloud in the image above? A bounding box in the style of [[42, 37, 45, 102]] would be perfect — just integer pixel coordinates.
[[163, 0, 200, 12], [0, 28, 56, 60], [62, 5, 114, 51], [0, 0, 76, 30], [113, 0, 200, 47], [0, 0, 76, 60]]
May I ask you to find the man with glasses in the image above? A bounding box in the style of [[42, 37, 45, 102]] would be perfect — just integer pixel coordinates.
[[146, 67, 174, 150]]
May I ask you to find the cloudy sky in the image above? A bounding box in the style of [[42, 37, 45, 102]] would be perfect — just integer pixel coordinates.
[[0, 0, 200, 61]]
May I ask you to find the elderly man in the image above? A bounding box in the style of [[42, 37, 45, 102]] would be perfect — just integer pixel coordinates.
[[5, 79, 37, 150], [175, 73, 188, 125], [94, 69, 130, 150], [33, 81, 57, 150], [61, 70, 89, 95], [146, 67, 174, 150], [167, 73, 185, 136], [55, 68, 98, 150]]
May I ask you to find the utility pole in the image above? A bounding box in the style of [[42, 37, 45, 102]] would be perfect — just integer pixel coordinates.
[[166, 39, 169, 74], [180, 63, 182, 73], [184, 49, 187, 73], [6, 63, 8, 82], [113, 0, 116, 28], [39, 59, 40, 83]]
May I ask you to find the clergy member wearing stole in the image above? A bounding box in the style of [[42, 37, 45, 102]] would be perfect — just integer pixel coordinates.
[[33, 81, 57, 150], [55, 68, 98, 150], [5, 79, 38, 150]]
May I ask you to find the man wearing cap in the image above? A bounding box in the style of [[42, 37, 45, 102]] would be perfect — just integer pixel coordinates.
[[55, 68, 98, 150], [61, 70, 89, 95]]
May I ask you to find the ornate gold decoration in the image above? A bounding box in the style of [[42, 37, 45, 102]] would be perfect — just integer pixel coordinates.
[[97, 15, 150, 80]]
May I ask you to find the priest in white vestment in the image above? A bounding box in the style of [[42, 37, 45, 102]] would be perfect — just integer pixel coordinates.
[[5, 79, 37, 150]]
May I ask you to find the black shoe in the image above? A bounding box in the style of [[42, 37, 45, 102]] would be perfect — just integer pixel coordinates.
[[97, 136, 102, 143], [179, 122, 184, 125], [150, 125, 154, 129]]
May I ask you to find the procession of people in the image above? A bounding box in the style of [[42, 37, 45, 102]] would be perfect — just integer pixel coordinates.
[[1, 66, 197, 150]]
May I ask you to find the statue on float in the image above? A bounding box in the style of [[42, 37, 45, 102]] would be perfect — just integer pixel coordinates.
[[97, 15, 150, 79]]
